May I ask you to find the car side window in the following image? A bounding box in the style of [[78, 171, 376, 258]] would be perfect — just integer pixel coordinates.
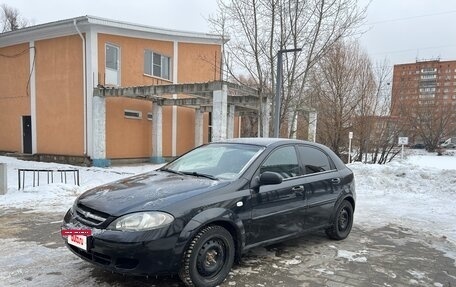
[[260, 146, 300, 179], [297, 146, 333, 174]]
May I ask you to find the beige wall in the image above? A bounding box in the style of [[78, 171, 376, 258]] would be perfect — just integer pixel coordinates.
[[97, 34, 174, 87], [35, 35, 84, 155], [0, 43, 30, 152], [178, 42, 221, 83], [99, 34, 224, 158], [176, 106, 196, 154], [105, 98, 152, 158]]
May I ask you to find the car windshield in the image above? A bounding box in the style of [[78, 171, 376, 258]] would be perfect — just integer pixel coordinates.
[[163, 143, 263, 180]]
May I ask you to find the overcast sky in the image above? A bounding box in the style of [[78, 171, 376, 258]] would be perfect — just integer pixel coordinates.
[[4, 0, 456, 67]]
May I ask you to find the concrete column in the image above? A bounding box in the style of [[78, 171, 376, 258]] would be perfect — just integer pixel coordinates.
[[227, 104, 235, 139], [0, 164, 6, 195], [172, 99, 177, 157], [288, 113, 298, 139], [29, 41, 37, 154], [308, 111, 317, 142], [92, 96, 110, 167], [212, 85, 228, 141], [86, 28, 98, 158], [194, 108, 204, 146], [151, 102, 165, 163], [262, 99, 270, 137]]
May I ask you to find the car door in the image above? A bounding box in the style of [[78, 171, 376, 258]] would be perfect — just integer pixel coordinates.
[[297, 145, 341, 229], [249, 145, 307, 245]]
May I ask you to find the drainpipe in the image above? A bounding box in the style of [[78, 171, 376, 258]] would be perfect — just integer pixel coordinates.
[[74, 19, 87, 156]]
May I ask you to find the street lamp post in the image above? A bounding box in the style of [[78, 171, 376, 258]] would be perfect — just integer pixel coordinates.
[[273, 48, 302, 138]]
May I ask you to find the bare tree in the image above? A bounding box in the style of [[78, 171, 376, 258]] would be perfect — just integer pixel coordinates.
[[352, 59, 405, 164], [309, 41, 372, 157], [399, 100, 455, 152], [209, 0, 366, 137], [1, 4, 28, 32]]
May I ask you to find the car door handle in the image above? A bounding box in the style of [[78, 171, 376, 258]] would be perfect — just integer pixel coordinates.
[[331, 178, 341, 184], [292, 185, 304, 192]]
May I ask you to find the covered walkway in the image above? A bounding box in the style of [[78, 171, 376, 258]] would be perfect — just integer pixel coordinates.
[[91, 81, 269, 165]]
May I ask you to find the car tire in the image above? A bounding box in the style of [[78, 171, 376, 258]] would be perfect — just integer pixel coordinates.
[[326, 200, 353, 240], [179, 225, 235, 287]]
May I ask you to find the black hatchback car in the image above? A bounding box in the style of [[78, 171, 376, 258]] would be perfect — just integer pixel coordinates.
[[62, 138, 355, 287]]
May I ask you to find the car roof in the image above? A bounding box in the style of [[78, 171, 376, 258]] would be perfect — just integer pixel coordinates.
[[216, 137, 314, 147], [214, 137, 347, 170]]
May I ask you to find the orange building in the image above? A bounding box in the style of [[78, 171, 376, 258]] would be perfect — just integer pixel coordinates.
[[0, 16, 243, 166]]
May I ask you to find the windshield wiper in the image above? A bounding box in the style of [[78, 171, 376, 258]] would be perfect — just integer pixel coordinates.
[[181, 171, 218, 180], [159, 168, 185, 175]]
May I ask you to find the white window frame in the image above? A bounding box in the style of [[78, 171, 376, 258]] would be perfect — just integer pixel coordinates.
[[144, 49, 171, 80], [124, 109, 142, 120], [105, 43, 121, 86]]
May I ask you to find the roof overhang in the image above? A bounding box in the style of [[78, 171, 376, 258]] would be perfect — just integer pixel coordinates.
[[0, 15, 228, 48]]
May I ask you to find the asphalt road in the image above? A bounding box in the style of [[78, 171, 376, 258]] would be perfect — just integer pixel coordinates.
[[1, 208, 455, 287]]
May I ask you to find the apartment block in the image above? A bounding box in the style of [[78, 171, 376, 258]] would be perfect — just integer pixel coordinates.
[[391, 59, 456, 142]]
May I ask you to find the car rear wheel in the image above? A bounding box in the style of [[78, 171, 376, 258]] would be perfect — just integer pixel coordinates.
[[326, 200, 353, 240], [179, 225, 235, 287]]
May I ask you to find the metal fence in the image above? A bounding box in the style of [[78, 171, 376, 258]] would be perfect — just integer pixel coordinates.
[[17, 169, 80, 190]]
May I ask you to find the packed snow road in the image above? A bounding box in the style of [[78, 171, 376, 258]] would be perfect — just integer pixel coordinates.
[[0, 208, 454, 287], [0, 151, 455, 286]]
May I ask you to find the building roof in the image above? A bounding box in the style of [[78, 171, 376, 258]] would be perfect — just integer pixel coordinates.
[[0, 15, 227, 48]]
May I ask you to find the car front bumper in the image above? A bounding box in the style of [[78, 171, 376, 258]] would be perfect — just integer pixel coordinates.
[[61, 209, 181, 276]]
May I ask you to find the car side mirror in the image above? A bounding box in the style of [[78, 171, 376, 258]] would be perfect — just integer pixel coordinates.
[[259, 172, 283, 186]]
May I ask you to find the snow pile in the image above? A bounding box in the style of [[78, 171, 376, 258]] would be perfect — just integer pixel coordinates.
[[350, 153, 456, 243]]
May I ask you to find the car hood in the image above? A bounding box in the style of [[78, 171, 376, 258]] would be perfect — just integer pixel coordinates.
[[77, 171, 230, 216]]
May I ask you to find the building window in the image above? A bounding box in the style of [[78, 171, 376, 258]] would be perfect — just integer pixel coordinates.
[[147, 112, 153, 121], [105, 44, 120, 86], [419, 87, 435, 93], [421, 67, 436, 73], [124, 110, 142, 119], [421, 74, 436, 80], [144, 50, 171, 80]]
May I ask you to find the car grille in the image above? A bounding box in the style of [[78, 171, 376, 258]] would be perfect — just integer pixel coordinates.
[[74, 203, 110, 227]]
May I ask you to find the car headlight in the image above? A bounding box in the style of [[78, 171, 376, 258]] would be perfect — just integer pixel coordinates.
[[107, 211, 174, 232]]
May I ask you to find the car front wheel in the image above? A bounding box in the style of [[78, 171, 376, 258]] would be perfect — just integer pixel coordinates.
[[326, 200, 354, 240], [179, 225, 235, 287]]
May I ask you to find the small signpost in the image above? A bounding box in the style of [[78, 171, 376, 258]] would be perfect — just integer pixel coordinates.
[[348, 132, 353, 164], [398, 137, 408, 159]]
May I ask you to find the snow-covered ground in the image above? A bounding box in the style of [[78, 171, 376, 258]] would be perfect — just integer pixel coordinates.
[[0, 150, 455, 244], [0, 156, 162, 213], [351, 150, 456, 246]]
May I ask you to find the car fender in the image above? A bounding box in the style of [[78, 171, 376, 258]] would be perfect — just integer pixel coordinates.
[[329, 193, 355, 224], [170, 207, 246, 269]]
